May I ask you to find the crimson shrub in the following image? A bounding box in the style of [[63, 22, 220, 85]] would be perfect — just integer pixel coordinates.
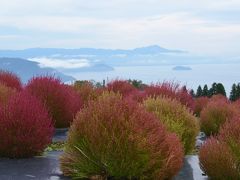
[[144, 82, 194, 110], [0, 91, 53, 158], [60, 92, 183, 179], [0, 70, 22, 90], [107, 79, 137, 97], [26, 76, 82, 128]]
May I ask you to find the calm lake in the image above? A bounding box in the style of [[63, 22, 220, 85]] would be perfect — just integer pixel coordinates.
[[67, 63, 240, 95]]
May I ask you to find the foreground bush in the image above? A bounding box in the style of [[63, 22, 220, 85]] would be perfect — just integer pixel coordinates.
[[199, 137, 239, 179], [144, 96, 199, 154], [0, 70, 22, 90], [0, 83, 16, 105], [60, 92, 184, 179], [199, 117, 240, 179], [219, 117, 240, 162], [144, 82, 195, 110], [194, 97, 209, 117], [200, 98, 239, 136], [26, 76, 82, 128], [0, 92, 53, 158]]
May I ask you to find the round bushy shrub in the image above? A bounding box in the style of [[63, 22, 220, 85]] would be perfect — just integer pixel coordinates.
[[144, 82, 195, 110], [200, 98, 239, 136], [199, 137, 239, 179], [107, 79, 137, 97], [0, 83, 16, 105], [210, 94, 229, 103], [144, 96, 199, 154], [0, 91, 53, 158], [26, 76, 82, 128], [73, 81, 99, 106], [0, 70, 22, 90], [194, 97, 209, 117], [60, 92, 184, 179], [219, 117, 240, 162]]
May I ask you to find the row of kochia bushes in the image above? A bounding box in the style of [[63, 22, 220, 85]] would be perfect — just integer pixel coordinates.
[[0, 70, 239, 179]]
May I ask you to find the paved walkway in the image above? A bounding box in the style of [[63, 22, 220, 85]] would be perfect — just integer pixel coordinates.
[[0, 151, 208, 180], [0, 131, 208, 179]]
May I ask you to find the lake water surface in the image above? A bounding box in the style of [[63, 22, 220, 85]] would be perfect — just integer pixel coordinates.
[[67, 63, 240, 95]]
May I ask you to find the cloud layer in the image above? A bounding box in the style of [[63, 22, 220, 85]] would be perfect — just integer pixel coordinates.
[[0, 0, 240, 56]]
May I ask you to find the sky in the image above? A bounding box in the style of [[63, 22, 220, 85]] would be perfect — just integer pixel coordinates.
[[0, 0, 240, 56]]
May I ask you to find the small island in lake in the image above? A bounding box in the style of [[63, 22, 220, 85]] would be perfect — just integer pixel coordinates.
[[172, 66, 192, 71]]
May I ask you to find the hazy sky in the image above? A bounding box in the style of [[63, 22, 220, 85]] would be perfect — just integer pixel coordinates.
[[0, 0, 240, 56]]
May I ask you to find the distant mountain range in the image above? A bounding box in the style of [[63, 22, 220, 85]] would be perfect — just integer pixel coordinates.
[[0, 58, 75, 83], [0, 45, 185, 58], [0, 45, 231, 82]]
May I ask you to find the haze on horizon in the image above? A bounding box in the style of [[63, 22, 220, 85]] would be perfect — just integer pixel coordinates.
[[0, 0, 240, 57]]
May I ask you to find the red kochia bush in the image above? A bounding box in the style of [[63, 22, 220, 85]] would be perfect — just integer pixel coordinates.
[[200, 98, 239, 136], [199, 137, 239, 179], [194, 97, 209, 117], [0, 70, 22, 90], [199, 117, 240, 179], [60, 92, 184, 179], [107, 79, 137, 97], [144, 82, 194, 110], [0, 91, 53, 158], [26, 76, 82, 128]]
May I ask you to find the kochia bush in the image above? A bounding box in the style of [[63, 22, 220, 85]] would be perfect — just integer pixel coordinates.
[[60, 92, 184, 179], [26, 76, 82, 128], [199, 117, 240, 179], [0, 70, 22, 90], [194, 97, 209, 117], [73, 81, 101, 106], [0, 91, 53, 158], [107, 79, 137, 97], [144, 82, 195, 110], [144, 96, 199, 154], [200, 98, 239, 136], [199, 137, 239, 179], [0, 83, 16, 105]]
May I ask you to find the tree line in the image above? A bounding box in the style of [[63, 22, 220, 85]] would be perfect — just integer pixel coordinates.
[[191, 82, 240, 101]]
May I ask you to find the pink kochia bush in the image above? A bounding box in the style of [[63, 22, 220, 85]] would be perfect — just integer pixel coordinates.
[[26, 76, 82, 128], [194, 97, 209, 117], [0, 91, 53, 158], [144, 82, 195, 110], [107, 79, 137, 97], [199, 117, 240, 179], [0, 70, 22, 90], [200, 98, 239, 136], [60, 92, 184, 179]]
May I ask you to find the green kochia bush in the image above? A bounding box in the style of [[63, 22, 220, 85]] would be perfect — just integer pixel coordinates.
[[0, 91, 53, 158], [144, 96, 199, 154], [60, 92, 184, 179]]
